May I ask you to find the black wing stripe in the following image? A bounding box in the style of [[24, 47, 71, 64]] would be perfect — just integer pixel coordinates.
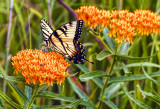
[[53, 31, 69, 55], [64, 42, 76, 54]]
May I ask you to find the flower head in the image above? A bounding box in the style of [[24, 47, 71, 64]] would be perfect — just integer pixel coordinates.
[[75, 6, 111, 28], [76, 6, 160, 44], [132, 10, 160, 35], [109, 10, 136, 43], [12, 49, 70, 85]]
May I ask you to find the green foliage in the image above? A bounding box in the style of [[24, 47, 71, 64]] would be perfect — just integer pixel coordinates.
[[0, 0, 160, 108]]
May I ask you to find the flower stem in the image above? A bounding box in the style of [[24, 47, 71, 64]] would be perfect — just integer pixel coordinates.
[[89, 30, 113, 54], [98, 55, 116, 109], [27, 84, 39, 109]]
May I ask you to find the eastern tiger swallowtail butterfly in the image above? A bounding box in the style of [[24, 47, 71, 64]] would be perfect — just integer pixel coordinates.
[[40, 19, 93, 64]]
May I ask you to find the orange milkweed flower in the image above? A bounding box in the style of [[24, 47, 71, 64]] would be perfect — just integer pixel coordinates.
[[12, 49, 70, 85], [133, 10, 160, 35], [108, 10, 136, 44], [76, 6, 160, 44], [75, 6, 111, 28]]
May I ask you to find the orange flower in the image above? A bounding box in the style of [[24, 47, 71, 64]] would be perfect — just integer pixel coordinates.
[[76, 6, 160, 44], [108, 10, 136, 43], [133, 10, 160, 35], [75, 6, 111, 28], [12, 49, 70, 85]]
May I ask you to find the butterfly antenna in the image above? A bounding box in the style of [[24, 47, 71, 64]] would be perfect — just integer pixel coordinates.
[[84, 58, 94, 64]]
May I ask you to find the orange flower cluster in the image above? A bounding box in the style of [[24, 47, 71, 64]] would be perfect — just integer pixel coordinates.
[[75, 6, 111, 28], [133, 10, 160, 35], [109, 10, 135, 43], [12, 49, 70, 85], [75, 6, 160, 43]]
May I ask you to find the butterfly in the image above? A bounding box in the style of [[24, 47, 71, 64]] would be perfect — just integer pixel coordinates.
[[40, 19, 93, 64]]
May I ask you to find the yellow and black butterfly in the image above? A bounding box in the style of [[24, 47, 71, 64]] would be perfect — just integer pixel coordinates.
[[40, 19, 93, 64]]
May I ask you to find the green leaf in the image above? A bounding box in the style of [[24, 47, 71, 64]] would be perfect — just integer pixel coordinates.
[[100, 99, 118, 109], [69, 98, 84, 108], [79, 70, 109, 82], [108, 71, 160, 83], [67, 77, 89, 101], [105, 83, 122, 99], [122, 86, 152, 109], [24, 86, 32, 101], [116, 51, 157, 60], [0, 98, 5, 109], [76, 64, 104, 89], [38, 85, 49, 94], [96, 50, 112, 61], [127, 62, 160, 68], [103, 27, 116, 53], [137, 85, 160, 104], [24, 86, 32, 109], [68, 72, 78, 77], [35, 91, 94, 108], [33, 98, 84, 109], [0, 90, 23, 109], [5, 76, 25, 84], [118, 42, 129, 55], [142, 66, 160, 86], [8, 82, 29, 106], [122, 62, 132, 76]]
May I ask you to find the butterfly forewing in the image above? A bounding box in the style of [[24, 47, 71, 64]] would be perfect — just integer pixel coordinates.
[[55, 20, 84, 40], [40, 19, 54, 40]]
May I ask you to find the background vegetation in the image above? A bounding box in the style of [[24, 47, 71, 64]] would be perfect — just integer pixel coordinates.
[[0, 0, 160, 108]]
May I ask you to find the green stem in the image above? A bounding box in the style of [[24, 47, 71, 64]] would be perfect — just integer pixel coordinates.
[[98, 55, 116, 109], [149, 34, 157, 62], [89, 30, 113, 54], [27, 84, 39, 109]]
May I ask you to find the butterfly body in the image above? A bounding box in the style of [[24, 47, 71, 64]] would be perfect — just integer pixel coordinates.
[[40, 19, 93, 64]]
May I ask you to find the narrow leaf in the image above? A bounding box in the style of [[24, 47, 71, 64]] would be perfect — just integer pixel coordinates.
[[38, 85, 49, 94], [122, 86, 152, 109], [96, 50, 112, 61], [116, 52, 157, 60], [103, 27, 116, 53], [79, 70, 109, 82], [24, 86, 32, 109], [76, 64, 103, 88], [35, 91, 94, 108], [137, 85, 160, 104], [67, 77, 89, 101], [108, 71, 160, 83], [142, 66, 160, 86], [105, 83, 122, 99], [127, 62, 160, 68], [33, 98, 84, 109], [0, 90, 23, 109], [122, 62, 132, 76], [6, 76, 25, 84], [0, 98, 4, 109], [100, 99, 118, 109], [118, 42, 129, 55], [68, 72, 78, 77], [9, 82, 29, 105]]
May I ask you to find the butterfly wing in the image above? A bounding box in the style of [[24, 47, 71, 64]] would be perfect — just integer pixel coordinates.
[[40, 19, 53, 41], [40, 19, 90, 64], [50, 20, 84, 57]]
